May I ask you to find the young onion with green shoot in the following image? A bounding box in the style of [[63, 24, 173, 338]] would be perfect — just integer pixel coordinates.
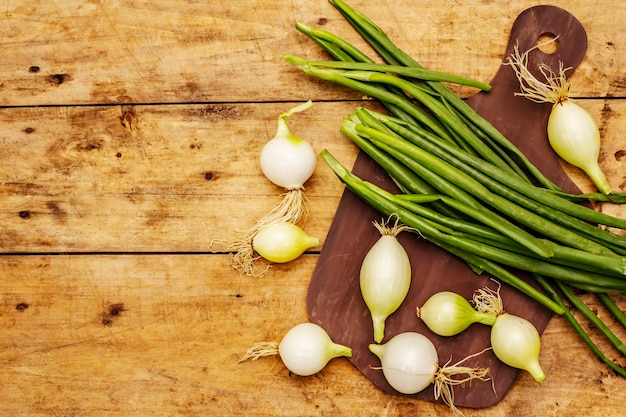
[[507, 42, 612, 195], [368, 332, 491, 416], [360, 215, 412, 343], [228, 101, 318, 276], [417, 291, 497, 337], [238, 322, 352, 376], [473, 284, 546, 383]]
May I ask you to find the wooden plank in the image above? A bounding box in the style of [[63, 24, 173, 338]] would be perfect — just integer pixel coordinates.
[[0, 254, 624, 416], [0, 102, 370, 253], [0, 0, 624, 106], [1, 100, 625, 253]]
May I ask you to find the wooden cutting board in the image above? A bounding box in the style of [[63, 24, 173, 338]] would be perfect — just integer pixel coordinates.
[[307, 5, 587, 408]]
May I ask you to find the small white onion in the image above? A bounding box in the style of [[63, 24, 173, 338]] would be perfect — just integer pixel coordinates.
[[238, 322, 352, 377], [369, 332, 438, 394], [252, 222, 319, 263], [278, 323, 351, 376], [473, 284, 545, 383], [369, 331, 490, 414], [417, 291, 497, 337], [507, 44, 611, 194], [491, 313, 545, 383], [547, 100, 611, 194], [260, 100, 317, 190], [226, 101, 317, 276]]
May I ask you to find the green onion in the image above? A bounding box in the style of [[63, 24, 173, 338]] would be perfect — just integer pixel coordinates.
[[535, 275, 626, 378], [353, 122, 613, 257], [596, 293, 626, 329], [328, 0, 560, 190], [555, 281, 626, 357], [291, 0, 626, 377], [321, 150, 567, 312], [369, 111, 626, 234], [301, 59, 492, 91]]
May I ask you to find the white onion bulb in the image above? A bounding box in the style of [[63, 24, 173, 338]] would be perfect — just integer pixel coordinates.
[[278, 323, 351, 376], [260, 100, 317, 190], [417, 291, 497, 336], [473, 285, 545, 383], [369, 332, 438, 394], [226, 101, 318, 276], [547, 100, 610, 194], [252, 222, 319, 264], [369, 332, 491, 413], [491, 313, 545, 383], [360, 217, 412, 343], [239, 322, 352, 377], [507, 43, 611, 194]]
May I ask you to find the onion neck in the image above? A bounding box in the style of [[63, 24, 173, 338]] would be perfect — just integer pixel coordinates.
[[526, 359, 546, 384], [327, 342, 352, 359], [584, 161, 612, 195], [372, 314, 386, 343]]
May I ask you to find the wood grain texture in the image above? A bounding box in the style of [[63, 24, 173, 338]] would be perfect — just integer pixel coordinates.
[[0, 0, 625, 416], [0, 0, 623, 105], [0, 255, 624, 416], [0, 102, 366, 252]]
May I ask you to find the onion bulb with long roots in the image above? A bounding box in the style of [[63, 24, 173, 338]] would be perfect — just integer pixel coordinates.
[[507, 42, 612, 195], [369, 332, 491, 416]]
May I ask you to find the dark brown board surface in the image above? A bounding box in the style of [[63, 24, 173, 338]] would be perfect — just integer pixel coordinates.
[[306, 5, 587, 408]]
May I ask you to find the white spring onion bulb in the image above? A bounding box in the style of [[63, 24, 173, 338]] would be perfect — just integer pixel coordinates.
[[252, 221, 319, 264], [473, 285, 545, 383], [360, 216, 412, 343], [226, 101, 318, 276], [260, 100, 317, 190], [417, 291, 497, 337], [238, 322, 352, 376], [369, 332, 490, 415], [490, 313, 545, 383], [507, 43, 611, 195]]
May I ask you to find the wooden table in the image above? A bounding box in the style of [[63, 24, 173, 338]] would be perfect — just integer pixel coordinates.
[[1, 1, 625, 415]]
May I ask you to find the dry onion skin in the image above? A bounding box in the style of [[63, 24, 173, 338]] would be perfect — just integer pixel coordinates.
[[369, 332, 491, 416]]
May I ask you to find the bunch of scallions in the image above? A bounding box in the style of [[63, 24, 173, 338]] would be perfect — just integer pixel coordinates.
[[287, 0, 626, 377]]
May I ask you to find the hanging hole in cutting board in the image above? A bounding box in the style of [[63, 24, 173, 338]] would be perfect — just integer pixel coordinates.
[[537, 32, 560, 54]]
